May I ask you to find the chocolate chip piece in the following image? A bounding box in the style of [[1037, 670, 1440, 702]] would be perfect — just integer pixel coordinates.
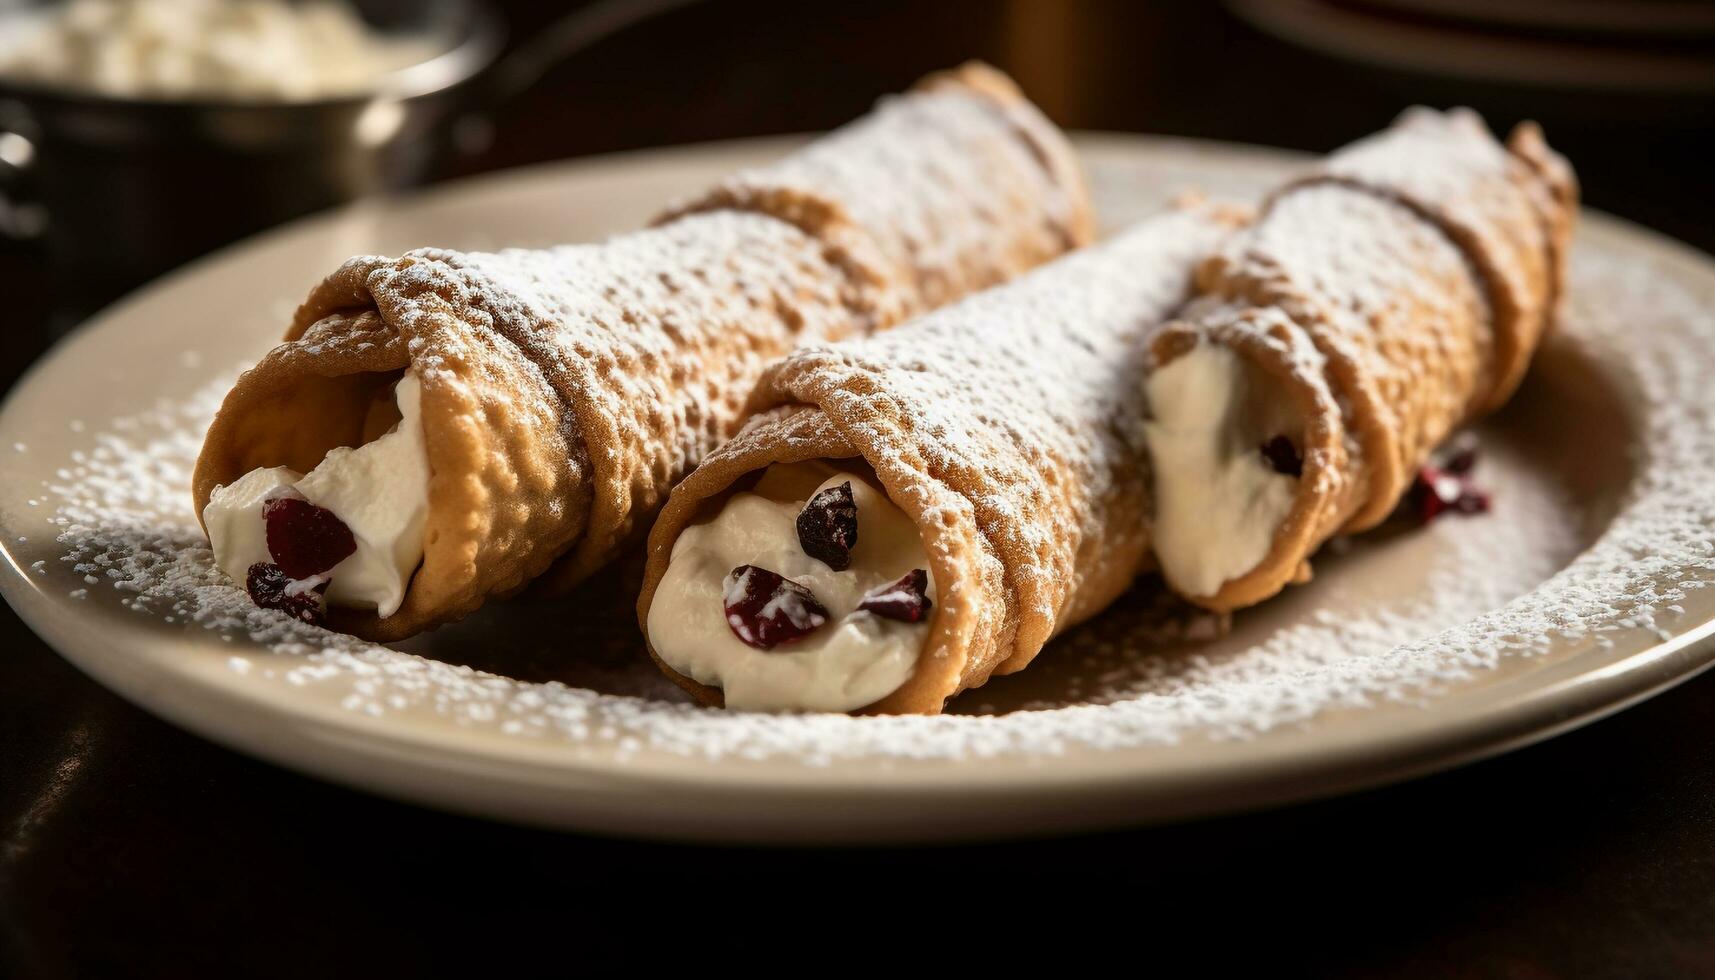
[[263, 496, 356, 580], [857, 569, 933, 623], [246, 562, 328, 626], [795, 481, 858, 570], [722, 565, 829, 649], [1259, 435, 1303, 478]]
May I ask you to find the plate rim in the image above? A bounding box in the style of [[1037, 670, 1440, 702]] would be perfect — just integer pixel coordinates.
[[6, 132, 1715, 842]]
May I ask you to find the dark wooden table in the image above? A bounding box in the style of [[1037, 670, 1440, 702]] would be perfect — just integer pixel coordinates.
[[5, 3, 1714, 975]]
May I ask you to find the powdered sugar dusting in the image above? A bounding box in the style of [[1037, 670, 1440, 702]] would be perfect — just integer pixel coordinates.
[[24, 225, 1712, 764]]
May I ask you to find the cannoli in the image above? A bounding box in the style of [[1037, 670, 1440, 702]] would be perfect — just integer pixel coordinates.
[[1144, 108, 1577, 612], [192, 63, 1093, 641], [638, 206, 1236, 714]]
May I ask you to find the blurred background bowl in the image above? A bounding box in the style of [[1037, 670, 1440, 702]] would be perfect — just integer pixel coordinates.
[[0, 0, 504, 326]]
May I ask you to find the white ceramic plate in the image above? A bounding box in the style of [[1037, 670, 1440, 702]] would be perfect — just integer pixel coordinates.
[[5, 135, 1715, 844]]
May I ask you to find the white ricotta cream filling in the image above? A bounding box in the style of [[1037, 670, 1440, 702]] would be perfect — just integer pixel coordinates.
[[203, 372, 430, 618], [0, 0, 439, 102], [1145, 343, 1301, 599], [204, 463, 302, 585], [648, 462, 934, 713]]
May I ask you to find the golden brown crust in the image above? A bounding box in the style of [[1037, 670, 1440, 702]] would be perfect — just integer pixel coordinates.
[[660, 61, 1096, 321], [1283, 107, 1575, 412], [1166, 108, 1577, 613], [1147, 307, 1350, 614], [638, 208, 1235, 714], [194, 64, 1092, 641], [638, 404, 1001, 714], [195, 217, 858, 640]]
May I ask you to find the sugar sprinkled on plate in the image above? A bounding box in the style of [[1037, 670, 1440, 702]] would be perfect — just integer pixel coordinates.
[[32, 240, 1715, 763]]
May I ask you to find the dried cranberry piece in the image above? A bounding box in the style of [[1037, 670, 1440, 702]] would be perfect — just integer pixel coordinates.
[[723, 565, 829, 649], [795, 481, 859, 570], [858, 569, 934, 623], [246, 562, 328, 626], [1259, 435, 1304, 478], [1441, 433, 1479, 475], [264, 497, 356, 579], [1402, 465, 1491, 526]]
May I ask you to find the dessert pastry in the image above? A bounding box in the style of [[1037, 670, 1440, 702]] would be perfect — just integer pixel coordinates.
[[639, 205, 1237, 714], [193, 63, 1093, 640], [1145, 108, 1577, 611]]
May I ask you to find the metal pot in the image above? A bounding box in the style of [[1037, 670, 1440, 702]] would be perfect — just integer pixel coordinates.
[[0, 0, 693, 326]]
